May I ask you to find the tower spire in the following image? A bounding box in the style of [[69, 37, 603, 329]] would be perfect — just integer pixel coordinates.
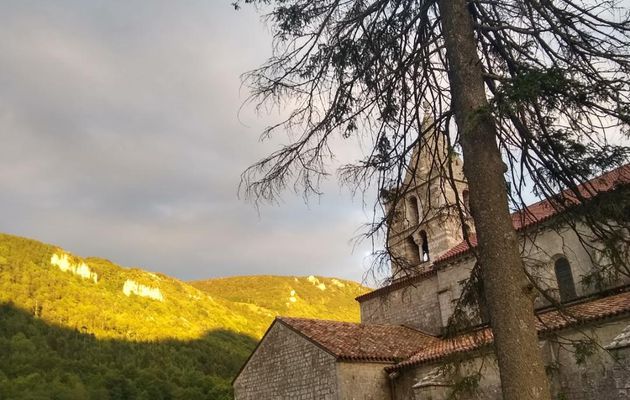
[[387, 123, 470, 279]]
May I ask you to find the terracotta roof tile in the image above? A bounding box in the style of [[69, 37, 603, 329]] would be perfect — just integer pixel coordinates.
[[279, 290, 630, 369], [277, 317, 438, 363], [390, 289, 630, 371], [436, 164, 630, 264]]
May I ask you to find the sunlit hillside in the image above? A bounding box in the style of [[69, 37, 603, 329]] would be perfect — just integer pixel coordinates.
[[0, 232, 369, 399], [191, 275, 368, 336]]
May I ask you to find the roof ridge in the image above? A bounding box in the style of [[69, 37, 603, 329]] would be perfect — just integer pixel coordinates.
[[399, 324, 440, 338], [279, 316, 439, 334], [278, 316, 362, 325]]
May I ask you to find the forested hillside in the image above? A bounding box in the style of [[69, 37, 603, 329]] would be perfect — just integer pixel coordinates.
[[0, 233, 369, 399], [191, 275, 367, 335]]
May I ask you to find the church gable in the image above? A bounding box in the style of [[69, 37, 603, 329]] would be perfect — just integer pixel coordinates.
[[233, 317, 439, 400], [233, 320, 338, 400]]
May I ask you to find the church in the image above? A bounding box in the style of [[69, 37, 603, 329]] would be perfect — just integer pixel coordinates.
[[233, 134, 630, 399]]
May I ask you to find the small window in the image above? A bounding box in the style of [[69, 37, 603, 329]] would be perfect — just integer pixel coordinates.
[[407, 196, 420, 225], [554, 257, 577, 302], [420, 230, 430, 262]]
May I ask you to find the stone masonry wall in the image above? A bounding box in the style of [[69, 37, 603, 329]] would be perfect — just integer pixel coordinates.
[[234, 322, 338, 400], [434, 223, 630, 327], [336, 362, 391, 400], [551, 319, 630, 400], [393, 355, 502, 400], [367, 221, 621, 336], [359, 275, 442, 335]]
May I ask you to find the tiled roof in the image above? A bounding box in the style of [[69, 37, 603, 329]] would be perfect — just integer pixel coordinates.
[[390, 289, 630, 371], [277, 317, 438, 363], [277, 289, 630, 370], [436, 164, 630, 264]]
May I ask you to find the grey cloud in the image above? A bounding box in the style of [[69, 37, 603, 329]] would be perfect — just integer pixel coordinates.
[[0, 1, 383, 284]]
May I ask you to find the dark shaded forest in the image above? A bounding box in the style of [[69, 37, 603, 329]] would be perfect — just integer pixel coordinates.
[[0, 302, 255, 399]]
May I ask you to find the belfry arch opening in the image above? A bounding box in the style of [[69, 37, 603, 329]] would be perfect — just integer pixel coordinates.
[[420, 230, 430, 262]]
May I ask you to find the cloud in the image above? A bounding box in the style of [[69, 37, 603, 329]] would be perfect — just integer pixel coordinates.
[[0, 1, 382, 284]]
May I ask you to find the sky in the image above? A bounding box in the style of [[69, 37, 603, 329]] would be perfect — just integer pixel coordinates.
[[0, 1, 380, 283]]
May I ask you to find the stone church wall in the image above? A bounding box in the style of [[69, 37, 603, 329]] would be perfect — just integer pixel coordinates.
[[359, 275, 442, 335], [363, 221, 619, 334], [550, 319, 630, 400], [233, 322, 338, 400], [433, 223, 630, 326], [518, 222, 630, 300], [336, 362, 391, 400], [435, 258, 476, 326], [520, 224, 603, 301]]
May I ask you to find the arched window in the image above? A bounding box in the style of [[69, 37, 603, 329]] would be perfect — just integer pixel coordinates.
[[554, 257, 577, 302], [420, 230, 430, 262], [407, 196, 420, 225], [405, 236, 421, 265]]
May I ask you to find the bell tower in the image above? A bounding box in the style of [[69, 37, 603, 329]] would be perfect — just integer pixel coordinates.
[[386, 110, 471, 279]]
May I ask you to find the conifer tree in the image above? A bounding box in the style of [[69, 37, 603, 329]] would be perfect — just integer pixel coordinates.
[[237, 1, 630, 398]]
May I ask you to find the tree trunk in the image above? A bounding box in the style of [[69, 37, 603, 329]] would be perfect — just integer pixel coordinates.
[[437, 1, 552, 399]]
